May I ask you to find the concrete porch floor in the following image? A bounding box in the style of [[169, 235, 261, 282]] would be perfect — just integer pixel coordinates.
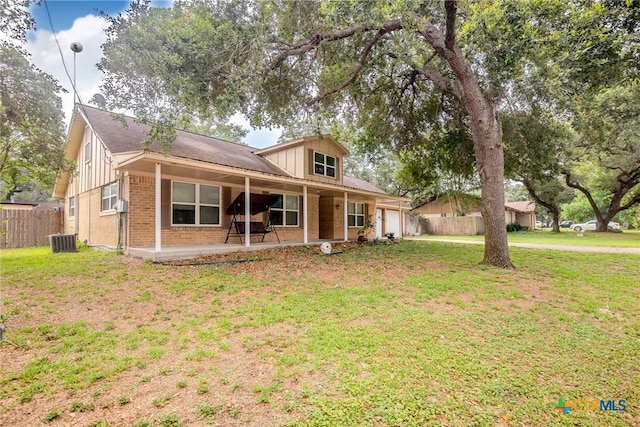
[[127, 239, 339, 261]]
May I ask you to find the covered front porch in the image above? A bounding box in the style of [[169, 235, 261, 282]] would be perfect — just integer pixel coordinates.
[[115, 153, 408, 257], [127, 239, 337, 262]]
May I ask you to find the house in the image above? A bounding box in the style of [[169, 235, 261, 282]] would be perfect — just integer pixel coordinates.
[[0, 201, 38, 211], [52, 105, 408, 259], [504, 201, 536, 230], [0, 201, 64, 211], [411, 194, 482, 218], [409, 195, 537, 235]]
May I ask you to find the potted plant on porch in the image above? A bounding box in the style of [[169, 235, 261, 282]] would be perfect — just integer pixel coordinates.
[[357, 215, 376, 243]]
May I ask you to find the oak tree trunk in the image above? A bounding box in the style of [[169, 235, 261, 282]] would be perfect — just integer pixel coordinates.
[[451, 58, 513, 268], [550, 210, 561, 233], [470, 112, 513, 268]]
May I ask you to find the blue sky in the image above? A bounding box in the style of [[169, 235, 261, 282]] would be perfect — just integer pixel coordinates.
[[26, 0, 279, 148], [30, 1, 132, 31]]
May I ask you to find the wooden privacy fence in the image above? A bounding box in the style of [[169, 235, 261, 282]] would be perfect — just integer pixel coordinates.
[[0, 209, 64, 249], [406, 215, 485, 236]]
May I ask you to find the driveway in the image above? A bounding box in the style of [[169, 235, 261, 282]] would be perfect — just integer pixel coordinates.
[[407, 238, 640, 255]]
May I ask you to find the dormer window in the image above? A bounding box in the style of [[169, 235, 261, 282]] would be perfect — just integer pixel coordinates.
[[314, 151, 336, 178]]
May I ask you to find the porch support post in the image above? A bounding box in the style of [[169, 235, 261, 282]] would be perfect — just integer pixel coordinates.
[[244, 178, 251, 247], [373, 198, 378, 238], [303, 186, 308, 244], [155, 163, 161, 253], [344, 192, 348, 242], [399, 201, 404, 237]]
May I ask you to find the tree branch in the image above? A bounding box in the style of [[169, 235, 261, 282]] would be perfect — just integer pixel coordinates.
[[618, 192, 640, 212], [522, 177, 559, 216], [562, 168, 604, 222], [268, 19, 402, 72], [444, 0, 458, 50], [307, 27, 391, 105], [414, 63, 464, 99]]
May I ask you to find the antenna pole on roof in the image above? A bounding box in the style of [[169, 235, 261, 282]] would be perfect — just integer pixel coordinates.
[[70, 42, 83, 104]]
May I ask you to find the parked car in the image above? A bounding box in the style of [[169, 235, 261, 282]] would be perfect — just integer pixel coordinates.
[[559, 220, 573, 228], [570, 220, 619, 231]]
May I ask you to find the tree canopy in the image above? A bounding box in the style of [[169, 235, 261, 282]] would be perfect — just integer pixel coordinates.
[[0, 2, 68, 201], [98, 0, 640, 264], [102, 0, 570, 267], [562, 82, 640, 230]]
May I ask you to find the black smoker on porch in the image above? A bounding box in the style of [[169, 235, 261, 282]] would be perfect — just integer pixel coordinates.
[[224, 192, 281, 245]]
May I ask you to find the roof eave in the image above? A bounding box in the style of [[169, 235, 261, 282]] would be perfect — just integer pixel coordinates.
[[119, 152, 406, 202], [255, 134, 350, 157], [52, 106, 89, 198]]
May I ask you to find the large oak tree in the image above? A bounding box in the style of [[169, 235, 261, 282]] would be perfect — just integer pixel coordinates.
[[562, 83, 640, 231], [102, 0, 576, 268]]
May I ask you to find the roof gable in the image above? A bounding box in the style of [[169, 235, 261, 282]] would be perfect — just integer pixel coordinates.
[[255, 135, 350, 157]]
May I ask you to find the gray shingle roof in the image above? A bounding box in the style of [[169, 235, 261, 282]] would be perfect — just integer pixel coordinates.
[[504, 201, 536, 213], [77, 105, 399, 198], [343, 176, 387, 194], [80, 105, 288, 176]]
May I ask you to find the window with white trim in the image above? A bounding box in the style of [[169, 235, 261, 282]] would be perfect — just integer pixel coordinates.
[[101, 182, 117, 212], [69, 196, 75, 218], [270, 194, 298, 226], [171, 181, 220, 226], [84, 129, 91, 163], [348, 202, 365, 227], [314, 151, 336, 178]]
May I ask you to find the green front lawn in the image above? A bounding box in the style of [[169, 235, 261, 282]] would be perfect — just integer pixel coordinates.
[[1, 242, 638, 426], [416, 229, 640, 247]]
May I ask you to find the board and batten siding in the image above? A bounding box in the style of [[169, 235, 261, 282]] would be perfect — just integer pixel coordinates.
[[260, 138, 345, 185], [261, 146, 305, 178], [75, 126, 117, 195], [303, 138, 343, 185], [62, 126, 118, 241]]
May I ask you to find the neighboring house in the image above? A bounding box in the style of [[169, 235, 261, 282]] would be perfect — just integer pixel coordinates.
[[52, 105, 407, 259], [411, 196, 537, 232], [504, 201, 536, 230], [411, 194, 483, 218], [0, 201, 63, 211], [0, 201, 38, 211]]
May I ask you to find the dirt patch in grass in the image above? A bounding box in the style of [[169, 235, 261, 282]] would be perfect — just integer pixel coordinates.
[[2, 242, 637, 426]]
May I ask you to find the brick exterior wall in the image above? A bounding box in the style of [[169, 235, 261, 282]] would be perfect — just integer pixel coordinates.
[[318, 196, 373, 240], [126, 174, 321, 248], [127, 174, 156, 247], [69, 172, 371, 248]]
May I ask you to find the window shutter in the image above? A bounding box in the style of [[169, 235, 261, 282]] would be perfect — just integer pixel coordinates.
[[308, 149, 314, 176], [161, 179, 171, 229]]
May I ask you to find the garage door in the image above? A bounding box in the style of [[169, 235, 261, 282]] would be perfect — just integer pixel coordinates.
[[386, 210, 401, 237]]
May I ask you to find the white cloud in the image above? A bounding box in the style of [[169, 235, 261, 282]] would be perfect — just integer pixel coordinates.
[[26, 14, 108, 124], [25, 9, 280, 147], [230, 113, 282, 148]]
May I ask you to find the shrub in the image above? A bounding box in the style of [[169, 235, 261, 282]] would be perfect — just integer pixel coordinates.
[[506, 222, 523, 232]]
